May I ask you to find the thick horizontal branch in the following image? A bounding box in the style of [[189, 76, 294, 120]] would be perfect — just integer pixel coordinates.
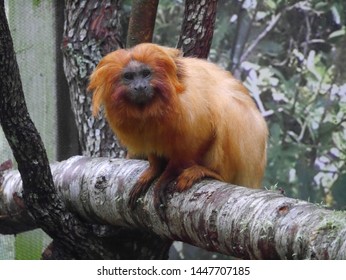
[[1, 156, 346, 259]]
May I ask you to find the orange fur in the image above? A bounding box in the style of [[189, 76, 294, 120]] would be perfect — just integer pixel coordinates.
[[88, 43, 268, 209]]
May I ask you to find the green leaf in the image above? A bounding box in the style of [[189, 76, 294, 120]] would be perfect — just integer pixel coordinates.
[[319, 121, 337, 135], [32, 0, 42, 7], [15, 230, 45, 260], [314, 2, 330, 12], [264, 0, 277, 10], [328, 27, 346, 40]]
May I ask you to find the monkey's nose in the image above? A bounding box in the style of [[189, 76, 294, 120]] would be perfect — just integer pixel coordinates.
[[134, 85, 147, 92], [130, 87, 153, 104]]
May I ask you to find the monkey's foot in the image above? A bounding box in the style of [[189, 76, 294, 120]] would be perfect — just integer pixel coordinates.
[[128, 181, 152, 209], [153, 177, 176, 221], [152, 165, 223, 221], [175, 165, 223, 192], [128, 159, 166, 209]]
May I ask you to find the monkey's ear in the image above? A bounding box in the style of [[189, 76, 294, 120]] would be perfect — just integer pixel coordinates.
[[162, 47, 185, 92], [160, 46, 182, 59]]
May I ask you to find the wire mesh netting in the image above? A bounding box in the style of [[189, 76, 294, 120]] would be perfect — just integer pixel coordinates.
[[0, 0, 57, 260]]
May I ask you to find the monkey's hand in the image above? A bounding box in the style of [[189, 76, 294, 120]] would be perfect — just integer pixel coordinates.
[[175, 165, 223, 191], [128, 155, 166, 209], [153, 163, 224, 221], [128, 168, 156, 209]]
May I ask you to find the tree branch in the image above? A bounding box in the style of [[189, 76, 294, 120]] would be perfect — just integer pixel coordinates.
[[126, 0, 159, 48], [177, 0, 218, 58], [1, 156, 345, 260], [240, 12, 282, 63]]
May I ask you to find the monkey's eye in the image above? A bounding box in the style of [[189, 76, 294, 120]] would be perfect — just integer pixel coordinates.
[[123, 72, 135, 81], [142, 69, 151, 78]]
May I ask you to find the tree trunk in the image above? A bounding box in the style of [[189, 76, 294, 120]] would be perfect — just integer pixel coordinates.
[[126, 0, 159, 48], [177, 0, 218, 58], [62, 0, 126, 157]]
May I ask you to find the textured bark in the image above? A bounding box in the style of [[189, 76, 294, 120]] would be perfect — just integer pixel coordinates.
[[55, 3, 80, 160], [177, 0, 218, 58], [126, 0, 159, 48], [1, 156, 346, 260], [62, 0, 126, 157], [0, 160, 35, 234]]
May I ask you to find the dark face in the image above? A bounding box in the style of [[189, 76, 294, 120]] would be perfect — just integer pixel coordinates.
[[121, 60, 154, 105]]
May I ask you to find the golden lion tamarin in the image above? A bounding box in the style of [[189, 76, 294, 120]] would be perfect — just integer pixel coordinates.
[[88, 43, 268, 213]]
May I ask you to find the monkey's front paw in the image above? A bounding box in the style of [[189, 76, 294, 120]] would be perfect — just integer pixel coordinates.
[[153, 180, 176, 221], [175, 167, 203, 192], [128, 181, 151, 209], [128, 165, 161, 209], [175, 165, 223, 192]]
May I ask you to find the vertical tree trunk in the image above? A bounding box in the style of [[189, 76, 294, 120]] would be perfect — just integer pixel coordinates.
[[126, 0, 159, 48], [62, 0, 125, 157], [177, 0, 218, 58], [55, 2, 80, 160]]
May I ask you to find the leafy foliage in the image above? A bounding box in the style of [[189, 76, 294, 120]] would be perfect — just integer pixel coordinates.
[[153, 0, 184, 46]]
